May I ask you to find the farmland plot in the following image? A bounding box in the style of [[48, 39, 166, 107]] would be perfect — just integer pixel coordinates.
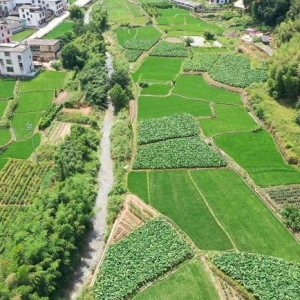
[[128, 171, 149, 203], [0, 159, 51, 204], [124, 38, 158, 51], [200, 104, 257, 137], [173, 75, 242, 105], [0, 79, 15, 99], [126, 49, 144, 62], [17, 91, 54, 113], [94, 217, 192, 300], [150, 42, 188, 57], [43, 21, 73, 39], [191, 169, 300, 261], [135, 260, 219, 300], [183, 54, 220, 72], [214, 130, 300, 186], [138, 95, 211, 119], [45, 121, 72, 143], [0, 129, 11, 146], [0, 101, 8, 118], [140, 84, 171, 96]]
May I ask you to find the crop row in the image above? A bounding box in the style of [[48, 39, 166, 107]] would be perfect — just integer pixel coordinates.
[[133, 136, 227, 169], [0, 159, 52, 204], [126, 49, 144, 62], [265, 186, 300, 208], [183, 54, 220, 72], [124, 38, 159, 51], [209, 54, 267, 88], [137, 113, 199, 145], [150, 42, 188, 57], [94, 217, 193, 300], [212, 252, 300, 300]]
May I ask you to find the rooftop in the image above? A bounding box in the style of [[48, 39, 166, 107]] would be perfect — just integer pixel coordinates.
[[28, 39, 60, 46], [0, 42, 29, 53], [171, 0, 201, 8], [5, 16, 21, 21], [18, 5, 43, 10]]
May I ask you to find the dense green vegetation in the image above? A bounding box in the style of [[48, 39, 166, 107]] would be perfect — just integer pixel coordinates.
[[43, 20, 73, 39], [0, 101, 8, 118], [126, 49, 144, 62], [12, 29, 34, 41], [140, 84, 171, 95], [133, 137, 227, 169], [0, 129, 11, 146], [137, 113, 198, 144], [183, 54, 219, 72], [124, 38, 158, 51], [135, 260, 220, 300], [212, 252, 300, 299], [150, 42, 188, 57], [94, 217, 193, 300], [0, 80, 15, 99]]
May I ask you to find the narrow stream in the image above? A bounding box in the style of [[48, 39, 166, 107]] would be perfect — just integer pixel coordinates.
[[67, 53, 114, 299]]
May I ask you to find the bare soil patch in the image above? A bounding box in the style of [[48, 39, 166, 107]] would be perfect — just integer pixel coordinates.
[[55, 91, 71, 104], [166, 37, 183, 43], [62, 106, 93, 115], [45, 121, 72, 142]]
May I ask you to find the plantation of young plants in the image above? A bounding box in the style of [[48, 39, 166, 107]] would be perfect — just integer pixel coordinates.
[[126, 49, 144, 62], [209, 54, 267, 88], [124, 38, 158, 51], [150, 42, 188, 57], [0, 159, 52, 204], [94, 217, 193, 300], [137, 113, 199, 144], [133, 136, 227, 169], [183, 54, 220, 72], [212, 252, 300, 300], [265, 186, 300, 208]]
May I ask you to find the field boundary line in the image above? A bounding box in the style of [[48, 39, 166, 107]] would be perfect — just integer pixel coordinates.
[[147, 171, 151, 205], [187, 170, 237, 250]]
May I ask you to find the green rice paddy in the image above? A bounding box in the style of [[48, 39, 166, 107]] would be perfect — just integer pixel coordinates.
[[43, 21, 73, 39], [0, 129, 11, 146], [0, 101, 8, 118], [141, 84, 171, 96], [0, 79, 16, 99], [12, 29, 34, 42], [17, 91, 54, 113]]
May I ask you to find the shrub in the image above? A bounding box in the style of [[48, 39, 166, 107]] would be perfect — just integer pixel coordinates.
[[295, 111, 300, 126]]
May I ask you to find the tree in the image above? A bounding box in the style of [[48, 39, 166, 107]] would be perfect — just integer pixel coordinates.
[[68, 5, 83, 20], [110, 68, 131, 90], [184, 37, 194, 46], [61, 43, 85, 70], [56, 31, 75, 47], [204, 31, 215, 41], [89, 3, 108, 33], [109, 84, 129, 112]]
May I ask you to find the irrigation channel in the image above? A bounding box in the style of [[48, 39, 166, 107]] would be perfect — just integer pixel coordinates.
[[67, 52, 114, 299]]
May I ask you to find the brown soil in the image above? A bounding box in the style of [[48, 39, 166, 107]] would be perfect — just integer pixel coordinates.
[[110, 194, 159, 244], [55, 91, 71, 104], [166, 37, 183, 43], [62, 106, 93, 115], [46, 122, 72, 142]]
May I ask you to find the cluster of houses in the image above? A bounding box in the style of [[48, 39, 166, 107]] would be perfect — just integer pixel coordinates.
[[0, 0, 65, 77]]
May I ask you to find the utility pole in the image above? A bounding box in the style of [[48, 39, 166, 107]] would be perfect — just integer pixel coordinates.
[[26, 122, 38, 164]]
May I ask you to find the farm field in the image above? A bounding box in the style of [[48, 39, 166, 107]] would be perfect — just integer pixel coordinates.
[[215, 130, 300, 186], [20, 71, 66, 91], [0, 159, 8, 171], [0, 129, 11, 146], [0, 134, 41, 159], [135, 260, 220, 300], [43, 21, 73, 39], [12, 112, 42, 140], [200, 104, 257, 136], [140, 84, 171, 95], [0, 101, 8, 118], [0, 79, 15, 99], [17, 91, 54, 113], [12, 29, 34, 42], [138, 95, 211, 119], [173, 75, 242, 104], [128, 170, 233, 250], [132, 57, 184, 83]]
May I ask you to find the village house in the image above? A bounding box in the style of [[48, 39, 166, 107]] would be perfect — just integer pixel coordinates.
[[28, 38, 60, 60], [0, 42, 34, 76], [5, 16, 23, 33], [0, 20, 12, 43], [15, 0, 67, 15], [209, 0, 229, 4], [0, 0, 16, 12], [18, 5, 46, 27]]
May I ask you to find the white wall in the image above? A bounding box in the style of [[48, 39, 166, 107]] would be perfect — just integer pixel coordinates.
[[0, 24, 12, 43]]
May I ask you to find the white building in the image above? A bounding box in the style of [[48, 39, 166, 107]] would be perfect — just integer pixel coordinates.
[[5, 16, 23, 33], [16, 0, 67, 15], [0, 21, 12, 43], [0, 0, 16, 12], [18, 5, 46, 27], [209, 0, 229, 4], [0, 42, 34, 76]]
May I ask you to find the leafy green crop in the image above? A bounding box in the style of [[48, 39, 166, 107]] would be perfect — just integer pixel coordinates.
[[137, 113, 199, 144], [94, 217, 192, 300], [133, 137, 227, 169], [209, 54, 267, 88], [126, 49, 144, 62], [212, 252, 300, 300], [124, 38, 158, 51], [183, 54, 219, 72], [150, 42, 188, 57]]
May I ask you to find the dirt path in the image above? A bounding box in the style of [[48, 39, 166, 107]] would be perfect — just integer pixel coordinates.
[[67, 102, 115, 300]]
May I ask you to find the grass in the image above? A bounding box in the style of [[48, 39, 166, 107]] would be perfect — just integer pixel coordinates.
[[115, 26, 162, 46], [12, 29, 34, 42], [0, 134, 41, 159], [127, 171, 149, 203], [132, 57, 183, 83], [0, 79, 16, 99], [134, 260, 219, 300], [173, 75, 242, 105], [12, 112, 42, 140], [200, 104, 257, 137], [129, 170, 234, 250], [215, 130, 300, 186], [141, 84, 171, 96], [0, 101, 8, 118], [43, 21, 73, 39], [0, 129, 11, 146], [138, 95, 211, 119], [0, 159, 8, 171], [20, 71, 66, 92], [192, 47, 234, 54], [190, 169, 300, 262], [17, 91, 54, 113]]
